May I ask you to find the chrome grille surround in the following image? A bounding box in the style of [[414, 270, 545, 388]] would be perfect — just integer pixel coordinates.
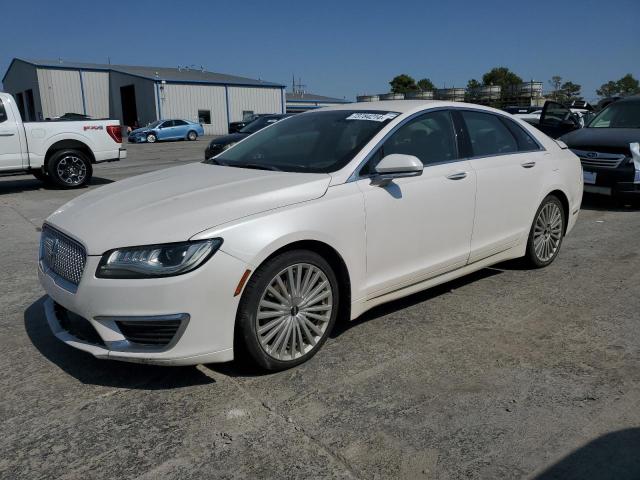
[[40, 225, 87, 291], [572, 149, 628, 169]]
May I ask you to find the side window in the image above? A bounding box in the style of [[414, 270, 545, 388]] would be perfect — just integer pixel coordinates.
[[460, 111, 518, 157], [242, 110, 254, 121], [198, 110, 211, 124], [160, 120, 174, 128], [500, 117, 540, 152], [173, 119, 187, 126], [0, 99, 7, 123], [382, 110, 457, 166]]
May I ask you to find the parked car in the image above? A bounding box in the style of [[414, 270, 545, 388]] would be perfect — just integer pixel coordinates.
[[228, 113, 268, 133], [0, 92, 126, 187], [554, 96, 640, 202], [517, 101, 593, 132], [205, 114, 291, 159], [39, 101, 582, 370], [128, 119, 204, 143]]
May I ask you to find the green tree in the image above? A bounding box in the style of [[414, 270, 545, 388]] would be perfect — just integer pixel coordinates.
[[482, 67, 523, 96], [596, 74, 640, 97], [549, 76, 563, 101], [616, 74, 640, 95], [596, 80, 619, 98], [389, 74, 418, 94], [466, 79, 482, 101], [417, 78, 435, 91], [561, 81, 582, 102]]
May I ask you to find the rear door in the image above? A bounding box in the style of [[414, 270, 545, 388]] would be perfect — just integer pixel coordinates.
[[455, 109, 546, 263], [538, 101, 580, 138], [0, 97, 23, 171], [172, 119, 189, 139]]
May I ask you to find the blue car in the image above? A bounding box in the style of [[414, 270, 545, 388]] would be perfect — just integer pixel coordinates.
[[128, 119, 205, 143]]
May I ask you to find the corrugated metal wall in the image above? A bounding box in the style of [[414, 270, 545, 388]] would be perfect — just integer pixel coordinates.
[[227, 87, 283, 124], [36, 68, 84, 118], [2, 60, 43, 121], [160, 84, 227, 135], [81, 71, 109, 118]]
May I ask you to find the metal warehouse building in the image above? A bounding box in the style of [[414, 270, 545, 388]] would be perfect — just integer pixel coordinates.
[[285, 91, 349, 113], [2, 58, 286, 135]]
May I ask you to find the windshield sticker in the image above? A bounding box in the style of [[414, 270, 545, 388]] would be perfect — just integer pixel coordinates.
[[346, 112, 399, 122]]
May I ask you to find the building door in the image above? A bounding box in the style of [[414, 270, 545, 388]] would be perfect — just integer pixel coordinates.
[[120, 85, 138, 128]]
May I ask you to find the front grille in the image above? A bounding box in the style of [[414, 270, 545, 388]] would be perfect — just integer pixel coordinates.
[[116, 320, 182, 346], [54, 303, 104, 346], [572, 149, 628, 169], [40, 225, 86, 287]]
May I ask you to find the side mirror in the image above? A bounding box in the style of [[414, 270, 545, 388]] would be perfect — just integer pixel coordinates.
[[371, 154, 423, 186]]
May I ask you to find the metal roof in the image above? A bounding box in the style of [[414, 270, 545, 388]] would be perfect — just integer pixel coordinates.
[[6, 58, 285, 88], [286, 92, 349, 103]]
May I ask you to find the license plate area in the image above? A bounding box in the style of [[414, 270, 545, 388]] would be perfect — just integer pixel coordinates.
[[583, 170, 597, 184]]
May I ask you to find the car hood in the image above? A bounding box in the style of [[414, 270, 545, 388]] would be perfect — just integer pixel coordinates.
[[209, 133, 248, 146], [560, 128, 640, 154], [130, 127, 151, 135], [46, 163, 331, 255]]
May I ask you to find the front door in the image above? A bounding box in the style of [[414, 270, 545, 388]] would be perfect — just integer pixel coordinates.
[[538, 101, 580, 138], [356, 110, 476, 298], [0, 97, 23, 171]]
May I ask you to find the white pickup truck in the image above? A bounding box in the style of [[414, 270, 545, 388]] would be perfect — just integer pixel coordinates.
[[0, 92, 126, 188]]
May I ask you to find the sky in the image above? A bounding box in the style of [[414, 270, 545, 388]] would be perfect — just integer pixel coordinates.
[[2, 0, 639, 102]]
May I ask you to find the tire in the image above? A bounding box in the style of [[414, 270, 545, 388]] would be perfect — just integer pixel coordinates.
[[187, 130, 197, 141], [525, 195, 565, 268], [47, 150, 93, 188], [146, 133, 157, 143], [236, 250, 340, 371]]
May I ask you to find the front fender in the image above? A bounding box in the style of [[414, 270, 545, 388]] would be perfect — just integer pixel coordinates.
[[190, 182, 368, 303]]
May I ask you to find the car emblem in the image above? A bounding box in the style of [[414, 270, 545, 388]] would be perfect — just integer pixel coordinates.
[[586, 152, 598, 158]]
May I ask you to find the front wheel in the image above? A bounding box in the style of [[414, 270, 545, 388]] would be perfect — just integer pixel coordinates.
[[146, 133, 157, 143], [47, 150, 92, 188], [525, 195, 565, 267], [187, 130, 197, 141], [236, 250, 339, 371]]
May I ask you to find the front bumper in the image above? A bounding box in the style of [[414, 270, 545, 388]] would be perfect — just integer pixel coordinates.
[[39, 249, 248, 365], [128, 136, 145, 143], [582, 163, 639, 198]]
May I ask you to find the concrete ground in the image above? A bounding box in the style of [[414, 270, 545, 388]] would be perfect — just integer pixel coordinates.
[[1, 138, 639, 479]]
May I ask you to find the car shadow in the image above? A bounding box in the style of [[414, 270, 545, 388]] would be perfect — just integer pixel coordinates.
[[23, 296, 214, 389], [534, 428, 640, 480], [0, 176, 114, 195], [581, 193, 640, 212], [330, 267, 502, 339]]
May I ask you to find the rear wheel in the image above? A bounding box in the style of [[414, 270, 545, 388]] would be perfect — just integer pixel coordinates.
[[236, 250, 339, 371], [187, 130, 197, 141], [525, 195, 565, 267], [47, 150, 92, 188], [146, 133, 157, 143]]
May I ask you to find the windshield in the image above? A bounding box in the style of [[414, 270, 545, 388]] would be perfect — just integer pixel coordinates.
[[146, 121, 162, 129], [588, 102, 640, 128], [240, 116, 280, 134], [206, 110, 399, 173]]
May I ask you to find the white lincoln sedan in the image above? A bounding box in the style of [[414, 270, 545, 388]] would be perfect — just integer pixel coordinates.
[[39, 101, 582, 370]]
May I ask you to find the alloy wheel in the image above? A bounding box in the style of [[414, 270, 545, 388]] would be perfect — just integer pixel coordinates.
[[255, 263, 333, 361], [533, 202, 563, 262], [56, 155, 87, 186]]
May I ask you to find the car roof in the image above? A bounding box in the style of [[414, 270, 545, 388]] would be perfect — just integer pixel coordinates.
[[317, 100, 509, 116], [618, 95, 640, 103]]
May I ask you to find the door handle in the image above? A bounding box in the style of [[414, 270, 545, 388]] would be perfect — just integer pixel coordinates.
[[0, 132, 15, 137], [446, 171, 467, 180], [521, 161, 536, 168]]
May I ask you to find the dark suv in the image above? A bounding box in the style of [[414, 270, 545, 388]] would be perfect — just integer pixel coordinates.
[[541, 97, 640, 202]]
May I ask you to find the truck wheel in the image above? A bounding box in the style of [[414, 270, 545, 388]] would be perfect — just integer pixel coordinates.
[[47, 150, 93, 188], [187, 130, 198, 141], [146, 133, 157, 143]]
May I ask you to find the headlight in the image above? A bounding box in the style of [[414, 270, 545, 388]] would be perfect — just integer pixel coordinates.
[[222, 142, 237, 151], [96, 239, 223, 279]]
